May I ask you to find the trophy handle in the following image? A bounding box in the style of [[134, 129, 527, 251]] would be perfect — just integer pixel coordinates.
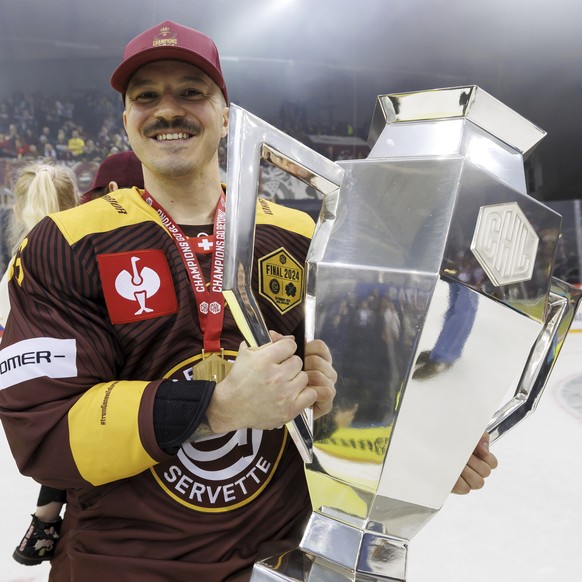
[[487, 277, 582, 443], [223, 104, 345, 463]]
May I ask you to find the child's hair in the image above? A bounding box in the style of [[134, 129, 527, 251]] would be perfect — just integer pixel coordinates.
[[9, 161, 79, 254]]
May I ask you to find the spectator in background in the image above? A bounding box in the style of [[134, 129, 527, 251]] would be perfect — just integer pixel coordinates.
[[1, 159, 79, 328], [14, 137, 29, 159], [23, 143, 40, 159], [41, 126, 52, 142], [55, 128, 70, 160], [42, 140, 58, 160], [0, 161, 79, 566], [67, 128, 85, 158], [79, 150, 144, 204], [82, 138, 99, 160], [0, 132, 16, 157]]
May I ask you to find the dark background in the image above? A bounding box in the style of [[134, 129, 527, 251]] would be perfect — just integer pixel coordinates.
[[1, 0, 581, 202]]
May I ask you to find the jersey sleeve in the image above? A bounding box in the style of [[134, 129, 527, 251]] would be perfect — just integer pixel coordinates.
[[0, 217, 171, 489]]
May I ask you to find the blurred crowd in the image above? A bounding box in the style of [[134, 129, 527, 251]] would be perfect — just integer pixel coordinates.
[[0, 91, 128, 162], [0, 91, 369, 167]]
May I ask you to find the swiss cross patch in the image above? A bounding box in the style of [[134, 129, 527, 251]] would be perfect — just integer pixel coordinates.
[[258, 247, 304, 314], [98, 250, 178, 324], [191, 234, 215, 255]]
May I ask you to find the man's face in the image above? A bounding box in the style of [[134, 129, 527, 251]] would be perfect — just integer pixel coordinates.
[[123, 60, 228, 180]]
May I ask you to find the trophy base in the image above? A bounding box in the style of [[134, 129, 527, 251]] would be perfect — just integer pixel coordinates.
[[251, 548, 405, 582], [251, 512, 408, 581]]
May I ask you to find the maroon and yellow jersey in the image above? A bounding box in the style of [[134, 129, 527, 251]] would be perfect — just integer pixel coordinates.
[[0, 188, 315, 580]]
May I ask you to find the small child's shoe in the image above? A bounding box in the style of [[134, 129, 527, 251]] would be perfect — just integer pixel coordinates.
[[13, 514, 62, 566]]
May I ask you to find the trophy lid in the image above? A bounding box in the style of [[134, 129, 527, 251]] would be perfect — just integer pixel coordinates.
[[368, 86, 546, 158]]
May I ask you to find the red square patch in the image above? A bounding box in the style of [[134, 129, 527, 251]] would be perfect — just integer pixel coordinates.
[[98, 250, 178, 324]]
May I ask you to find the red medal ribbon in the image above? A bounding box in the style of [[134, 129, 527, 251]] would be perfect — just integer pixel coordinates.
[[141, 190, 226, 352]]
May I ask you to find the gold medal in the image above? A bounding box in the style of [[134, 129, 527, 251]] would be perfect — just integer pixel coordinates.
[[192, 350, 233, 383]]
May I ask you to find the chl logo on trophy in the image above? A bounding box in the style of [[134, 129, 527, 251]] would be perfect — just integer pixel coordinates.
[[471, 202, 539, 286], [258, 247, 304, 314]]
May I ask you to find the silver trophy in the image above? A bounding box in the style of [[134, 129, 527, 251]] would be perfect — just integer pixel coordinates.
[[222, 87, 581, 581], [222, 104, 344, 463]]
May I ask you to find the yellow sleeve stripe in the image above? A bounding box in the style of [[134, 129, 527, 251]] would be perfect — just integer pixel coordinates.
[[255, 198, 315, 239], [68, 381, 156, 486]]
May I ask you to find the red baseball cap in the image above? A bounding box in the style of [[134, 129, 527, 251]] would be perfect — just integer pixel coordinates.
[[81, 151, 144, 203], [110, 20, 228, 102]]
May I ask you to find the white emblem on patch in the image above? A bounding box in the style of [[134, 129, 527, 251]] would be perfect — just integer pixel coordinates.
[[114, 256, 161, 315]]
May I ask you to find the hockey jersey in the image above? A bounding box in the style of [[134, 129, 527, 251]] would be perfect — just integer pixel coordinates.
[[0, 187, 315, 581]]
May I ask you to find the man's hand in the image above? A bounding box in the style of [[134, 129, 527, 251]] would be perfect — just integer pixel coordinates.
[[452, 432, 498, 495], [207, 332, 335, 433], [303, 338, 336, 419]]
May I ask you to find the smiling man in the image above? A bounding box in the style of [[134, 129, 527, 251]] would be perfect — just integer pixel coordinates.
[[0, 20, 496, 582], [0, 20, 337, 581]]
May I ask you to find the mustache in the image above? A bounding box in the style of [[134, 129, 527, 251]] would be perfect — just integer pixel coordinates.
[[144, 119, 200, 136]]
